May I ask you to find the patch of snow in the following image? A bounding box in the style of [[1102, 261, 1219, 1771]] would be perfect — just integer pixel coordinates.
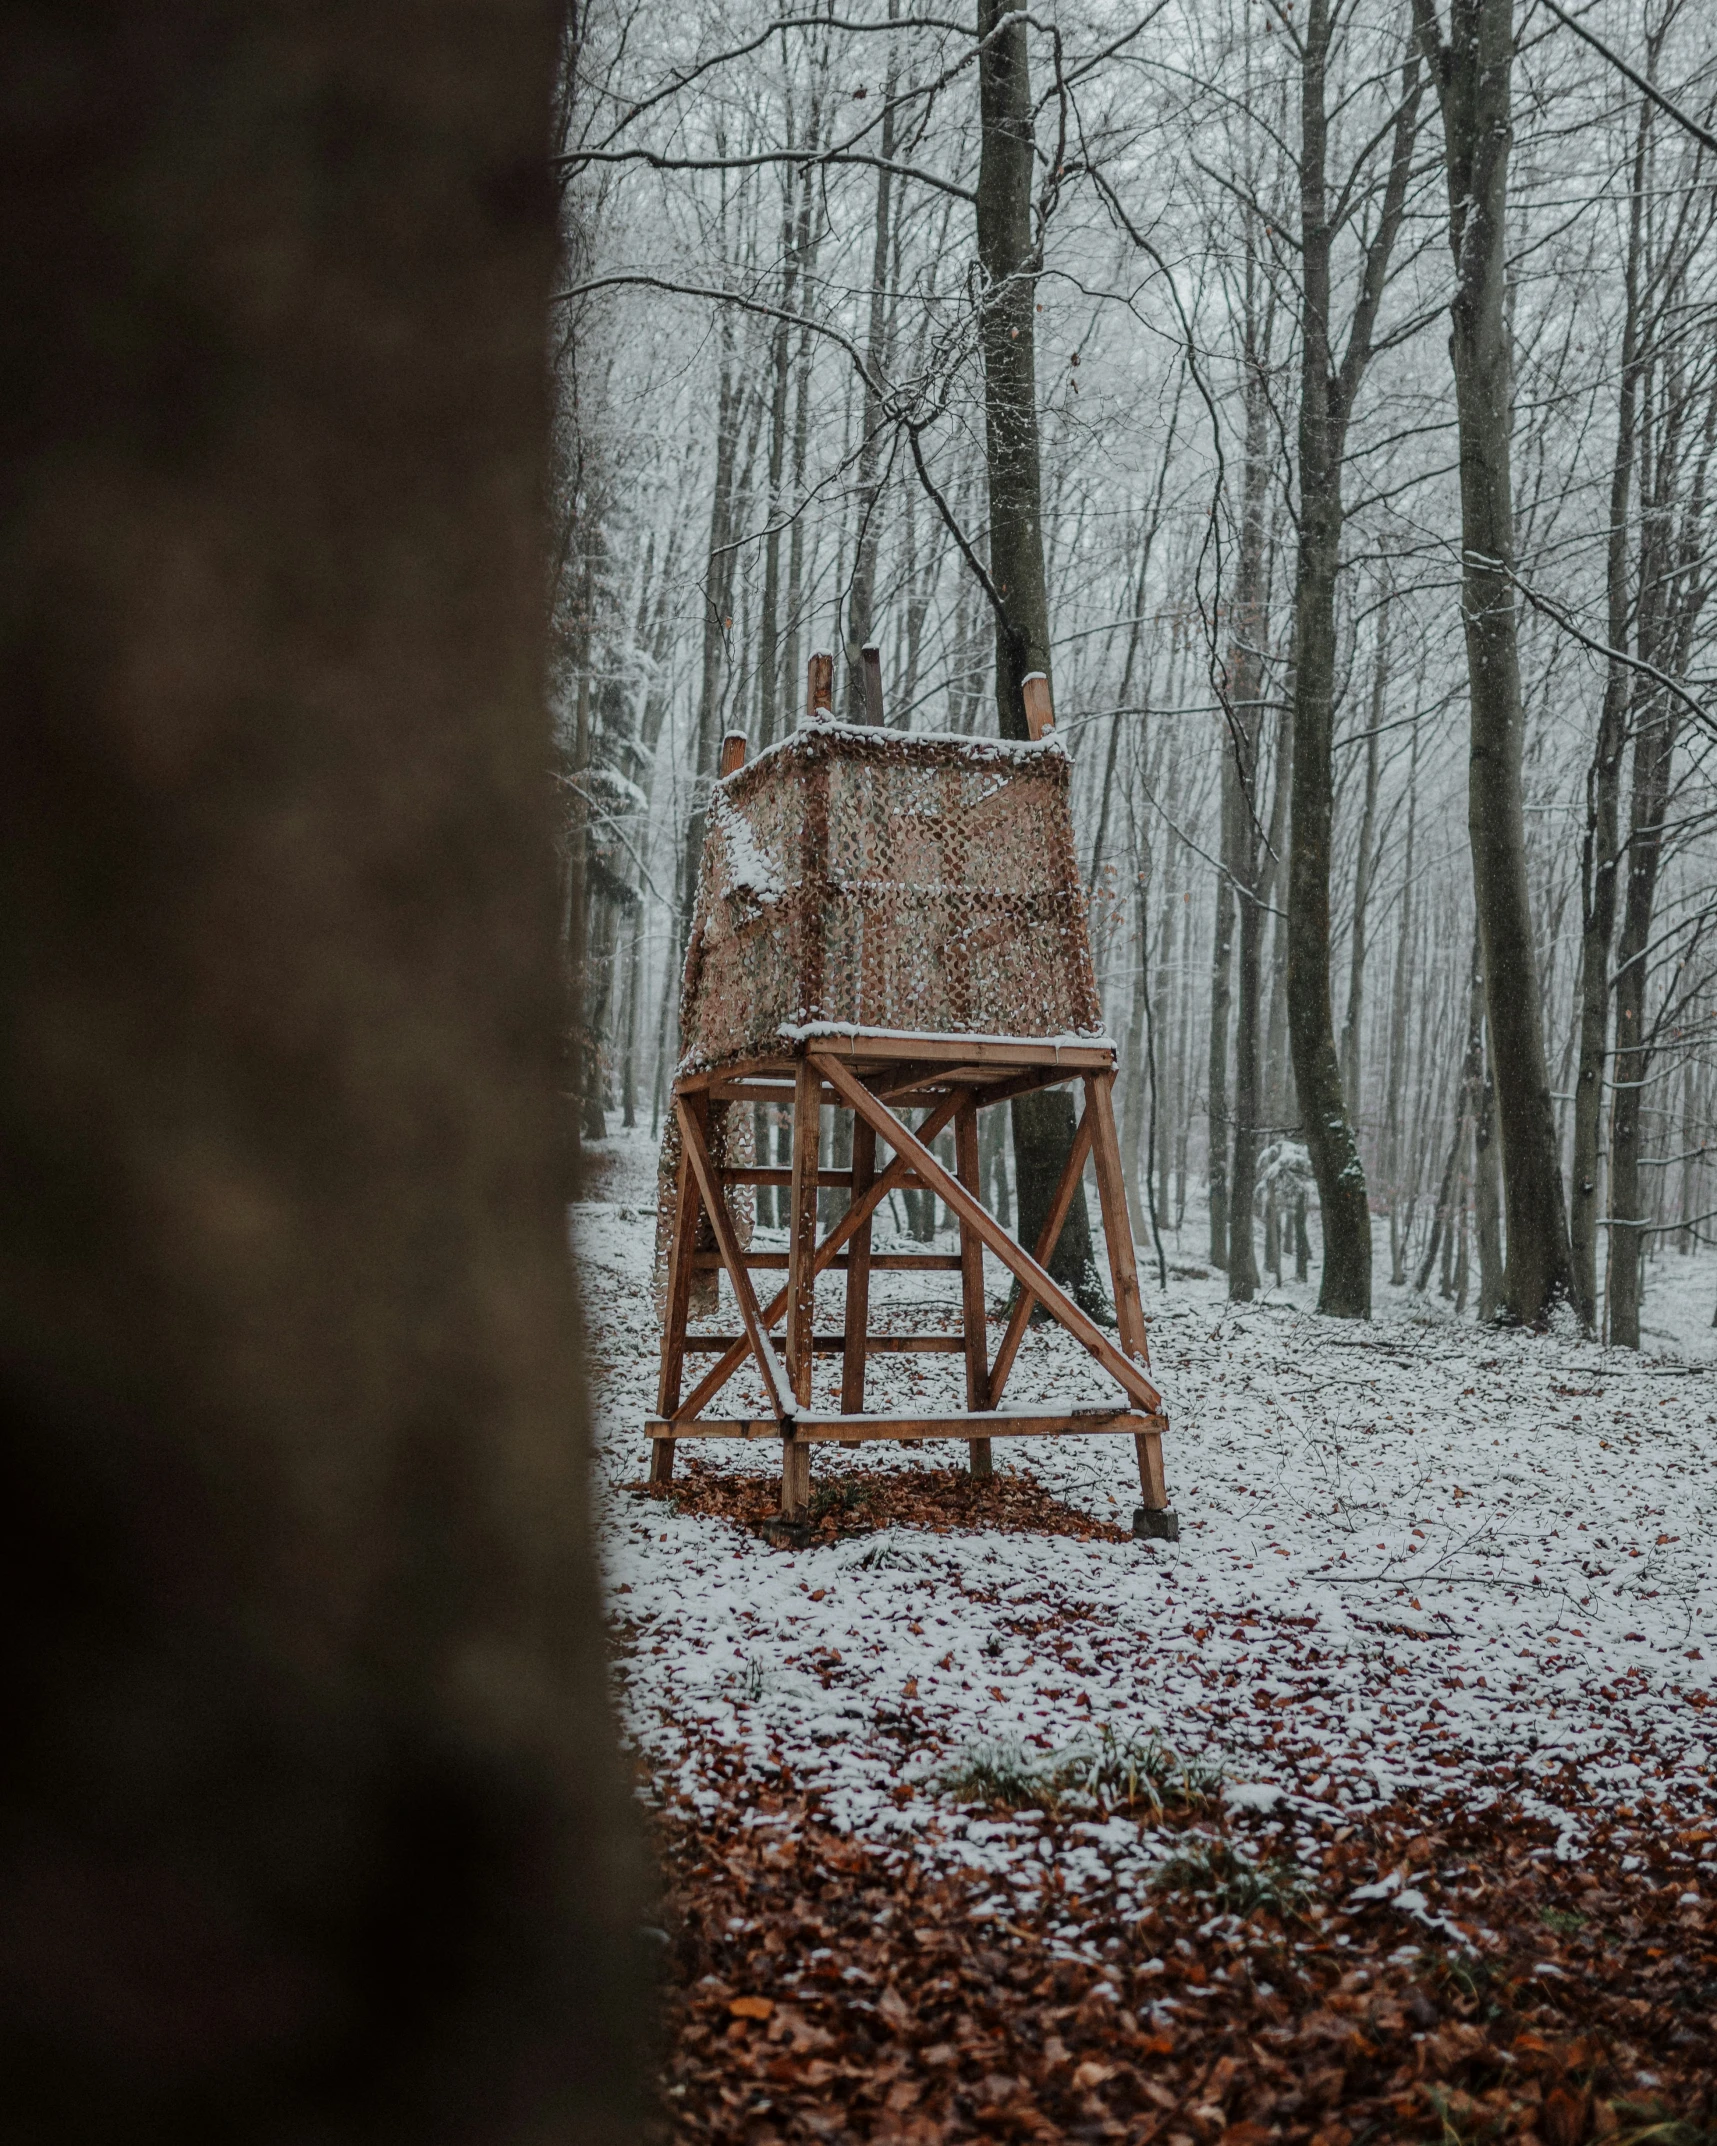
[[576, 1128, 1717, 1908]]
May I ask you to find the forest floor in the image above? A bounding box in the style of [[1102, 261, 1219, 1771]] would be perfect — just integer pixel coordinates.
[[578, 1126, 1717, 2145]]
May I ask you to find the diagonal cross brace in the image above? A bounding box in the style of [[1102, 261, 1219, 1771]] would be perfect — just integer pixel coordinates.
[[810, 1053, 1162, 1416], [987, 1104, 1093, 1405], [675, 1097, 797, 1423], [671, 1081, 971, 1422]]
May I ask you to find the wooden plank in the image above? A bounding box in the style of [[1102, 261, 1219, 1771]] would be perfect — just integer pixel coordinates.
[[954, 1095, 993, 1479], [691, 1251, 963, 1271], [1135, 1429, 1169, 1507], [683, 1332, 964, 1355], [812, 1052, 1163, 1415], [806, 649, 833, 720], [675, 1055, 794, 1096], [646, 1408, 1169, 1443], [860, 644, 885, 726], [807, 1032, 1114, 1071], [786, 1058, 822, 1408], [1083, 1071, 1152, 1370], [1021, 671, 1056, 740], [676, 1097, 795, 1423], [655, 1094, 705, 1418], [710, 1082, 843, 1107], [1081, 1069, 1169, 1509], [672, 1084, 969, 1421], [989, 1108, 1094, 1406], [782, 1437, 811, 1515], [883, 1065, 1086, 1113], [843, 1114, 877, 1417], [721, 1166, 854, 1189]]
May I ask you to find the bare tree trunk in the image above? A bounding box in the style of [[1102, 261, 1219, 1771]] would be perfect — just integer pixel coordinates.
[[1285, 10, 1418, 1318], [1416, 0, 1575, 1323], [1122, 835, 1152, 1243], [683, 352, 741, 946], [1339, 591, 1388, 1112], [1609, 695, 1681, 1347], [1207, 750, 1238, 1269], [844, 19, 899, 715], [975, 0, 1104, 1313], [1571, 95, 1648, 1328], [0, 3, 645, 2135], [1385, 723, 1419, 1285], [1219, 248, 1275, 1294], [758, 162, 799, 750], [1230, 710, 1289, 1301]]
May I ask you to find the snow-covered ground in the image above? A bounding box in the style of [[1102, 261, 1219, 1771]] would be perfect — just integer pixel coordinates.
[[582, 1125, 1717, 1909]]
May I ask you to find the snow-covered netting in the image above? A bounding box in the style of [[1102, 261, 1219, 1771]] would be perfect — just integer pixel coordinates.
[[677, 724, 1104, 1073]]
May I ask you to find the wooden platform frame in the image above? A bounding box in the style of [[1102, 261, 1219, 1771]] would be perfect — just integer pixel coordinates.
[[648, 1030, 1169, 1520]]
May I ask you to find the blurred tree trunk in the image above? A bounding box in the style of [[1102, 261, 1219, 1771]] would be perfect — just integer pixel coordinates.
[[0, 3, 645, 2140], [975, 0, 1105, 1311]]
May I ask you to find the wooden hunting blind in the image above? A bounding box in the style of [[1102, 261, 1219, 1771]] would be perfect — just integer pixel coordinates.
[[649, 657, 1171, 1525]]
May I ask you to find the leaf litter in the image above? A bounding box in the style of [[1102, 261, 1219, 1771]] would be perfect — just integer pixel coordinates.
[[578, 1128, 1717, 2139]]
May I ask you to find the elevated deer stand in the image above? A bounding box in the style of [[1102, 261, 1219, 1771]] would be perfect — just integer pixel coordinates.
[[649, 656, 1173, 1530]]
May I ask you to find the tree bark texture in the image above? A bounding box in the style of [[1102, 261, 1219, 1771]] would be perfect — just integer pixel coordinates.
[[1340, 595, 1388, 1112], [1220, 254, 1275, 1299], [1207, 750, 1238, 1267], [975, 0, 1105, 1311], [976, 0, 1053, 737], [1285, 12, 1419, 1318], [844, 29, 899, 718], [1569, 97, 1649, 1328], [1417, 0, 1576, 1323], [1608, 697, 1681, 1346], [0, 5, 646, 2139]]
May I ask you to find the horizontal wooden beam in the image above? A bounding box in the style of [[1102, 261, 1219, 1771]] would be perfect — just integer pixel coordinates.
[[689, 1066, 1088, 1110], [691, 1251, 963, 1271], [800, 1033, 1115, 1071], [682, 1333, 966, 1356], [646, 1408, 1168, 1443], [717, 1164, 933, 1191]]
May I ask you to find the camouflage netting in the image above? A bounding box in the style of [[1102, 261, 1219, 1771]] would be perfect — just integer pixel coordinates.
[[676, 723, 1105, 1075], [652, 1099, 753, 1323]]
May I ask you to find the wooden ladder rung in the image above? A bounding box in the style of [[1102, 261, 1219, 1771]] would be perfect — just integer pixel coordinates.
[[647, 1408, 1168, 1443], [691, 1250, 963, 1271], [681, 1332, 966, 1356], [716, 1165, 934, 1191]]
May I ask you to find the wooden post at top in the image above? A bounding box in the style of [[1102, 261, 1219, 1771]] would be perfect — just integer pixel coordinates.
[[1021, 671, 1055, 741], [718, 729, 748, 777], [860, 645, 885, 726], [805, 650, 834, 723]]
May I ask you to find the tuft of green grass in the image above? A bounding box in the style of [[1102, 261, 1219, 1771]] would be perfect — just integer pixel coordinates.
[[1149, 1836, 1311, 1921], [809, 1480, 874, 1524], [1607, 2110, 1717, 2146], [1539, 1903, 1588, 1937], [937, 1726, 1220, 1816]]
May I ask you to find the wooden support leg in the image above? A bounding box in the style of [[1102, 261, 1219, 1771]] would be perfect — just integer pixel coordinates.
[[1134, 1428, 1168, 1508], [1084, 1071, 1173, 1521], [841, 1115, 875, 1437], [781, 1436, 811, 1519], [784, 1059, 822, 1511], [653, 1091, 706, 1484], [955, 1096, 992, 1480]]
